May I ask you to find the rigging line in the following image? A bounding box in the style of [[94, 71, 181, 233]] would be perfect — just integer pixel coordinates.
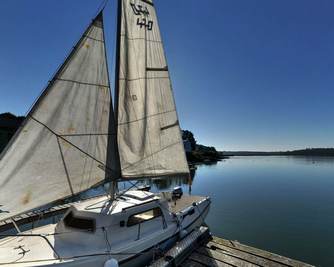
[[56, 137, 75, 196], [117, 109, 176, 126], [29, 116, 114, 174], [56, 78, 109, 88], [116, 181, 140, 198], [102, 227, 112, 256], [94, 0, 109, 18]]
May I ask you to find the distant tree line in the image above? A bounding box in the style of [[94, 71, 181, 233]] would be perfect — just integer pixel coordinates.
[[224, 148, 334, 157], [284, 148, 334, 156], [182, 130, 225, 163]]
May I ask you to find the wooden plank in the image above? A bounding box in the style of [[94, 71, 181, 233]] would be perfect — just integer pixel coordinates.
[[182, 259, 207, 267], [196, 247, 259, 267], [189, 251, 234, 267], [206, 241, 284, 267], [212, 237, 314, 267]]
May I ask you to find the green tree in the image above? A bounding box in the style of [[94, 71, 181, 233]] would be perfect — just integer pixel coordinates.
[[182, 130, 197, 150]]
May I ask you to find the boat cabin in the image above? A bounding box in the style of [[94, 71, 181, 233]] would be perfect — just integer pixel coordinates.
[[55, 191, 173, 254]]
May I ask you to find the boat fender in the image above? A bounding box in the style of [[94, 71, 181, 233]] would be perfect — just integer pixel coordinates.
[[104, 259, 119, 267], [183, 206, 195, 218], [179, 229, 188, 239]]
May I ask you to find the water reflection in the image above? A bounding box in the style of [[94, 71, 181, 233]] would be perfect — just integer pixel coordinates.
[[286, 155, 334, 165], [145, 166, 197, 192]]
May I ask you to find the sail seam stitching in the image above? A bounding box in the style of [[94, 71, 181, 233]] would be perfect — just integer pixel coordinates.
[[84, 35, 104, 43], [56, 78, 109, 88], [56, 137, 75, 196], [120, 34, 162, 44], [60, 133, 116, 137], [119, 76, 169, 82]]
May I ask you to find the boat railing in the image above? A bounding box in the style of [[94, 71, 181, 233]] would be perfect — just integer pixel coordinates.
[[0, 192, 110, 233]]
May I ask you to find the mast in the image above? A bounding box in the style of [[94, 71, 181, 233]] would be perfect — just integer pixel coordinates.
[[110, 0, 123, 199], [114, 0, 122, 121]]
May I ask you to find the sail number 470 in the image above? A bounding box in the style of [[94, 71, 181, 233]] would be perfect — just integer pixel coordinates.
[[137, 18, 153, 31]]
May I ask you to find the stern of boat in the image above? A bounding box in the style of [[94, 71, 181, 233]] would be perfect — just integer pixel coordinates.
[[160, 191, 211, 233]]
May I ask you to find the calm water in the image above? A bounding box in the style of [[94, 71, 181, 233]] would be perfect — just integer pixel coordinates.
[[3, 156, 333, 266], [145, 156, 334, 267]]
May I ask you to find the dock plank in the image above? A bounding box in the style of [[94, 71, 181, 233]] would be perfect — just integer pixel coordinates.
[[206, 241, 284, 267], [196, 247, 259, 267], [148, 230, 316, 267], [182, 259, 207, 267], [211, 237, 314, 267], [189, 251, 234, 267]]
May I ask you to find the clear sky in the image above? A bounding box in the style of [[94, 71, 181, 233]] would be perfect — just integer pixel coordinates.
[[0, 0, 333, 151]]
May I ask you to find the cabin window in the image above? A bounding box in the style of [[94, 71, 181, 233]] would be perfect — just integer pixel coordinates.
[[63, 211, 95, 232], [127, 207, 162, 227]]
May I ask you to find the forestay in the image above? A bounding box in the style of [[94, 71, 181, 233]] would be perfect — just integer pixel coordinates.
[[0, 13, 119, 221], [117, 0, 189, 179]]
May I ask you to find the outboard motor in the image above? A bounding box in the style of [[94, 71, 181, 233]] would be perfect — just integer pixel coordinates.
[[172, 186, 183, 199]]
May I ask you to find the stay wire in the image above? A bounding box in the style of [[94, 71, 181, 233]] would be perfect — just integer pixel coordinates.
[[94, 0, 109, 17]]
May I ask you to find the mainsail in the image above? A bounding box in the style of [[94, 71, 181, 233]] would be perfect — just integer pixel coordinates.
[[0, 12, 119, 221], [116, 0, 189, 179]]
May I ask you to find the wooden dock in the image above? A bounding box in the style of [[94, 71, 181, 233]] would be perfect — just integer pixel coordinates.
[[150, 226, 314, 267], [183, 236, 314, 267]]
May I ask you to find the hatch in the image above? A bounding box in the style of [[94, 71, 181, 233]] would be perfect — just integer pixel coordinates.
[[123, 190, 155, 201]]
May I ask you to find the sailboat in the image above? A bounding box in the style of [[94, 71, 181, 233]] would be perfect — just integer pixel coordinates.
[[0, 0, 210, 266]]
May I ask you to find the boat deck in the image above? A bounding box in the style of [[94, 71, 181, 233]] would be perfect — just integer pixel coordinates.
[[159, 193, 207, 213]]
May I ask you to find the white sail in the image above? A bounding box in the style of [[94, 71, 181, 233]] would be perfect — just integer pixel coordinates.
[[117, 0, 189, 179], [0, 13, 119, 221]]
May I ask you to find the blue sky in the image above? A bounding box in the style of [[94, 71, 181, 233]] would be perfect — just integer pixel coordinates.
[[0, 0, 333, 151]]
